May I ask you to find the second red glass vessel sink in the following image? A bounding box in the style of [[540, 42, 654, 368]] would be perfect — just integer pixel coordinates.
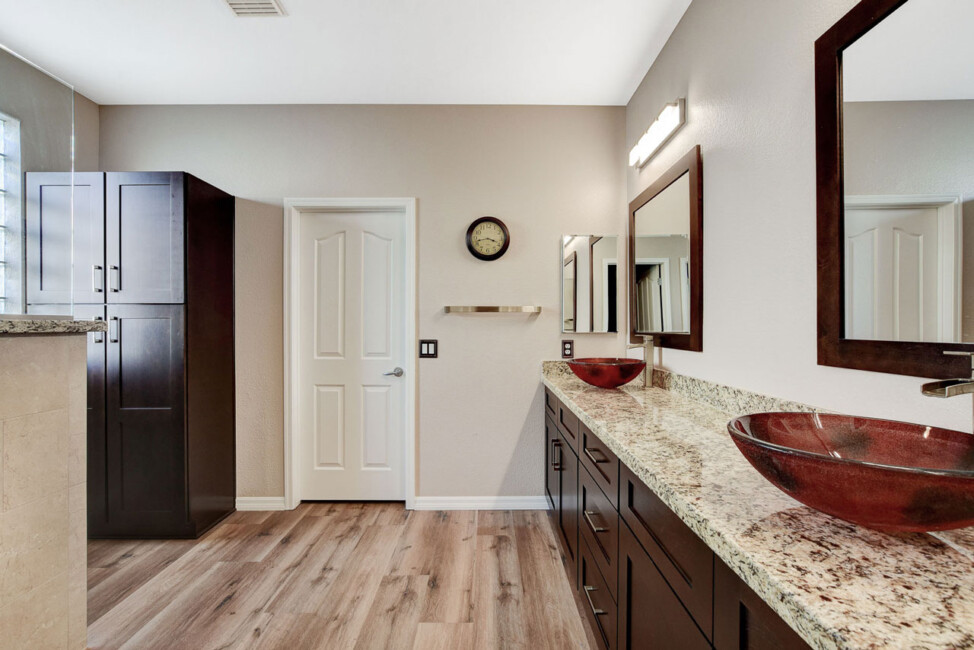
[[728, 412, 974, 532], [567, 358, 646, 389]]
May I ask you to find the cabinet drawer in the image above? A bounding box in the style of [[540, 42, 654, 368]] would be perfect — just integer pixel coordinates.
[[620, 464, 714, 641], [579, 421, 620, 508], [544, 387, 559, 418], [619, 522, 710, 650], [579, 466, 619, 603], [557, 401, 579, 452], [580, 536, 618, 650]]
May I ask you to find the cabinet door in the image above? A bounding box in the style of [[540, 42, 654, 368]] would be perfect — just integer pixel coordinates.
[[559, 435, 579, 578], [74, 305, 108, 532], [545, 415, 561, 511], [25, 172, 106, 304], [618, 522, 711, 650], [106, 172, 184, 304], [104, 304, 187, 536], [714, 559, 811, 650]]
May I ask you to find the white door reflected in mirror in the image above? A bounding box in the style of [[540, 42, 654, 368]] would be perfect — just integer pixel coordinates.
[[841, 0, 973, 343], [632, 172, 691, 335], [562, 235, 618, 333]]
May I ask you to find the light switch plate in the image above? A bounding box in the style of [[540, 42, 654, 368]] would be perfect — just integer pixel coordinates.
[[419, 339, 438, 358], [562, 340, 574, 359]]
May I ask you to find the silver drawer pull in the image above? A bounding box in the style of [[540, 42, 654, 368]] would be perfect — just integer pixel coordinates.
[[109, 265, 120, 292], [109, 316, 119, 343], [92, 265, 104, 293], [583, 447, 609, 465], [584, 510, 609, 534], [583, 585, 607, 616]]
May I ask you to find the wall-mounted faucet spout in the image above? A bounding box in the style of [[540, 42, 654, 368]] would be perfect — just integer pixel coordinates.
[[626, 335, 654, 388], [921, 351, 974, 398]]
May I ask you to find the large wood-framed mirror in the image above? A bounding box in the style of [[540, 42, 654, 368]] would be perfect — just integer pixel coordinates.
[[629, 145, 703, 351], [816, 0, 974, 379]]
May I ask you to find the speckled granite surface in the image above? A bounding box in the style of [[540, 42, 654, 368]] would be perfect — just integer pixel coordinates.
[[542, 361, 974, 650], [0, 318, 108, 335]]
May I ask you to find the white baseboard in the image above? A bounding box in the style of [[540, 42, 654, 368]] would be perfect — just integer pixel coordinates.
[[236, 496, 287, 511], [411, 496, 549, 511]]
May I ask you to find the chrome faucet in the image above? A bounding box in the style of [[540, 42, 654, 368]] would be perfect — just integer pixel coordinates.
[[627, 335, 655, 388], [921, 351, 974, 398]]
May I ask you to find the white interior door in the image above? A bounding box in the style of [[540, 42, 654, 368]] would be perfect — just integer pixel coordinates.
[[298, 210, 406, 500], [845, 205, 941, 341]]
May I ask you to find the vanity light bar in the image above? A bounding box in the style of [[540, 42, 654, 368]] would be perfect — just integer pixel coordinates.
[[628, 98, 686, 168]]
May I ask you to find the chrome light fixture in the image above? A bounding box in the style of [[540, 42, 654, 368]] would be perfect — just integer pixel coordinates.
[[628, 98, 686, 168]]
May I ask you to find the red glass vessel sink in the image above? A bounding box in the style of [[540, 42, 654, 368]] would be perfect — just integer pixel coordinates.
[[568, 358, 646, 389], [728, 412, 974, 532]]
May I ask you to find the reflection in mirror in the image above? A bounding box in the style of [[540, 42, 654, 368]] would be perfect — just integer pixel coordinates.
[[633, 173, 690, 334], [561, 236, 618, 333], [841, 0, 973, 343], [0, 47, 75, 315], [563, 250, 576, 331]]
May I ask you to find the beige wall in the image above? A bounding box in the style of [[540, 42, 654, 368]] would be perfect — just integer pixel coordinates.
[[0, 335, 87, 649], [843, 100, 974, 341], [99, 105, 627, 498], [626, 0, 972, 433], [73, 93, 99, 172]]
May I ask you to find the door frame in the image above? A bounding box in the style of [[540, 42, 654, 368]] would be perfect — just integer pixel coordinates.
[[283, 197, 418, 510]]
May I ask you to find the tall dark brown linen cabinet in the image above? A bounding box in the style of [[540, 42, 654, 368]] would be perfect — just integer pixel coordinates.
[[26, 171, 236, 538]]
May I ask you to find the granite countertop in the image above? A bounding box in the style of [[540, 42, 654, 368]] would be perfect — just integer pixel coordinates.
[[0, 318, 108, 335], [542, 362, 974, 650]]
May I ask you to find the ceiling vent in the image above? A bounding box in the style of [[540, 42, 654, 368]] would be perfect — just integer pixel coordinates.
[[225, 0, 285, 17]]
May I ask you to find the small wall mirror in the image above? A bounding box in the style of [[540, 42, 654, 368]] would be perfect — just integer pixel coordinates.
[[561, 235, 619, 333], [629, 145, 702, 351], [816, 0, 974, 378]]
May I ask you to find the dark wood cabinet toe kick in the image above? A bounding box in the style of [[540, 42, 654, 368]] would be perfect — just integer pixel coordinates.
[[542, 386, 811, 650]]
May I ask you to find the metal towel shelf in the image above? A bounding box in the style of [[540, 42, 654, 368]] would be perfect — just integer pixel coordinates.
[[444, 305, 542, 314]]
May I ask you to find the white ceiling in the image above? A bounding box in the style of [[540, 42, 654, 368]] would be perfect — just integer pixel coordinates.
[[0, 0, 692, 106], [843, 0, 974, 102]]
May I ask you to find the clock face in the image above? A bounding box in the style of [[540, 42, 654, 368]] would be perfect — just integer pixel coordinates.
[[466, 217, 510, 260]]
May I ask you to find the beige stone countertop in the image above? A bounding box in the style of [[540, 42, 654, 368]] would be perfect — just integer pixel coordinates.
[[542, 362, 974, 650], [0, 317, 108, 335]]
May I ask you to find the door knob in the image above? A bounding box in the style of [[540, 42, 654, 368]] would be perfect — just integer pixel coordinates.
[[383, 367, 404, 378]]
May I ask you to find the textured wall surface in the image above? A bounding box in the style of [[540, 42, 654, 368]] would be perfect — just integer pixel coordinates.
[[0, 334, 88, 648], [625, 0, 972, 432], [99, 104, 627, 498]]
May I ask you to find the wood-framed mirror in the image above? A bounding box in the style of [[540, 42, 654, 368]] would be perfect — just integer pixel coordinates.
[[629, 145, 703, 351], [816, 0, 974, 379]]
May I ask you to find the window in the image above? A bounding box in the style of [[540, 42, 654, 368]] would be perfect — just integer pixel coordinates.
[[0, 111, 22, 313]]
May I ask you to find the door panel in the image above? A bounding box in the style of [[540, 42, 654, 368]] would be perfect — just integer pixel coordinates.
[[299, 210, 405, 500], [106, 172, 184, 304], [103, 304, 187, 536], [545, 415, 560, 511], [26, 172, 105, 304], [559, 436, 579, 573], [714, 558, 812, 650], [845, 205, 941, 341], [619, 522, 710, 650], [70, 305, 108, 530]]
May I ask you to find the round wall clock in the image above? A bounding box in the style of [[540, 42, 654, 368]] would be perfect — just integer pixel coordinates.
[[466, 216, 510, 261]]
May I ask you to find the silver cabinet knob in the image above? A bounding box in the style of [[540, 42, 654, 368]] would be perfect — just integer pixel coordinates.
[[383, 367, 404, 378]]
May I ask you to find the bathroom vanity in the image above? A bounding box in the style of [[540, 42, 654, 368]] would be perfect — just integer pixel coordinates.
[[542, 362, 974, 650]]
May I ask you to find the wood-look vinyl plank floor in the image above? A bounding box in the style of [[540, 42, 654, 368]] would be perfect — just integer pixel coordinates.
[[88, 503, 595, 649]]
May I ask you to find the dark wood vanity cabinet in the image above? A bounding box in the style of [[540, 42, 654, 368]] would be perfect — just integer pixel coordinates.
[[543, 387, 812, 650], [714, 560, 812, 650], [26, 171, 235, 538], [619, 522, 711, 650]]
